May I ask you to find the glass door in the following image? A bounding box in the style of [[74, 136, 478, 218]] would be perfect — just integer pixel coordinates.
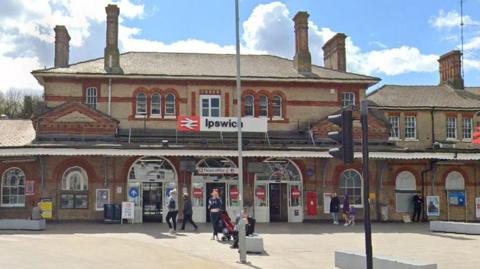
[[254, 182, 269, 222], [288, 183, 303, 222], [227, 182, 239, 219], [142, 182, 162, 222], [191, 176, 205, 223]]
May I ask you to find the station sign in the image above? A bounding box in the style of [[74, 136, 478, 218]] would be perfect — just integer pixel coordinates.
[[197, 167, 239, 174], [177, 116, 267, 133]]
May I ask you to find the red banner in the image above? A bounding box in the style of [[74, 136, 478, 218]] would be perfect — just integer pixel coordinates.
[[230, 187, 239, 200], [192, 187, 203, 198], [256, 187, 265, 201], [177, 116, 200, 132]]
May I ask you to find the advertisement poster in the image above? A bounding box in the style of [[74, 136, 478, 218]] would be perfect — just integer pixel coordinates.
[[38, 198, 53, 219], [95, 189, 110, 211], [323, 193, 332, 214], [448, 191, 465, 206], [25, 180, 35, 196], [476, 197, 480, 218], [426, 196, 440, 216]]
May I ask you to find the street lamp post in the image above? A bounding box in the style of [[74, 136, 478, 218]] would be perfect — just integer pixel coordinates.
[[235, 0, 247, 263]]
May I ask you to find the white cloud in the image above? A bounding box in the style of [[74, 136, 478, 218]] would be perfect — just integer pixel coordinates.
[[429, 10, 480, 29], [0, 55, 43, 90]]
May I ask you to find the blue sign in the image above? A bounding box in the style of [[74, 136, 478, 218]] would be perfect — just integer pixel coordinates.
[[448, 191, 465, 206], [306, 168, 314, 177], [128, 187, 139, 198]]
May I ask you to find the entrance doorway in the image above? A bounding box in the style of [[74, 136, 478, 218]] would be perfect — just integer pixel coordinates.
[[269, 183, 288, 222], [205, 182, 226, 222], [142, 182, 163, 222]]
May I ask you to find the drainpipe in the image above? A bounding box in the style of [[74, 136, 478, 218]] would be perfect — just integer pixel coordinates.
[[376, 160, 387, 221], [108, 56, 112, 115]]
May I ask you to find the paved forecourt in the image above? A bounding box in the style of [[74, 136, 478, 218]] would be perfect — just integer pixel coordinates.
[[0, 222, 479, 269]]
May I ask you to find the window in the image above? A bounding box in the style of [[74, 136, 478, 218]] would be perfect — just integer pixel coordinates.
[[272, 95, 282, 118], [445, 171, 465, 191], [389, 116, 400, 139], [259, 95, 268, 117], [85, 87, 97, 109], [1, 168, 25, 207], [463, 117, 473, 140], [151, 93, 161, 117], [339, 169, 362, 206], [405, 116, 417, 139], [447, 117, 457, 139], [244, 95, 254, 117], [341, 92, 355, 107], [136, 93, 147, 115], [164, 93, 176, 116], [200, 95, 220, 117], [61, 167, 88, 209], [395, 171, 417, 213]]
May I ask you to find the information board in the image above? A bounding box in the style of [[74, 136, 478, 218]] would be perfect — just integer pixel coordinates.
[[121, 201, 135, 220]]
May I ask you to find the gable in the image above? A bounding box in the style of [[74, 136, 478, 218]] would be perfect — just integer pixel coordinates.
[[54, 111, 97, 123]]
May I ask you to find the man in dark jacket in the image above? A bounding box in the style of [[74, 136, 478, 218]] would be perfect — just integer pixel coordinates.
[[329, 193, 340, 225], [412, 193, 423, 222], [181, 193, 198, 231]]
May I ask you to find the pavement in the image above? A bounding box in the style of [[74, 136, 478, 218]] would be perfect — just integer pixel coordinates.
[[0, 221, 479, 269]]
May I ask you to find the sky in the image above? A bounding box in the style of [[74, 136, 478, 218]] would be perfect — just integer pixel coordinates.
[[0, 0, 479, 94]]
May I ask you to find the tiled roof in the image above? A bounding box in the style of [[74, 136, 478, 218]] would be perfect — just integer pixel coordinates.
[[0, 120, 35, 147], [367, 84, 480, 109], [32, 52, 379, 84]]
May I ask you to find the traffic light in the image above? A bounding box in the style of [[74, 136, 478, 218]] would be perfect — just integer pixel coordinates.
[[327, 109, 353, 163]]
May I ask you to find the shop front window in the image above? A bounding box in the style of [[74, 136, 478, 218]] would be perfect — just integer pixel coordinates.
[[255, 183, 267, 207]]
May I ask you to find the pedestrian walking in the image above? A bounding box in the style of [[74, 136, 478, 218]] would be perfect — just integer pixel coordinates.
[[330, 193, 340, 225], [412, 193, 423, 222], [166, 189, 178, 234], [208, 189, 222, 240], [342, 194, 351, 226], [180, 193, 198, 231]]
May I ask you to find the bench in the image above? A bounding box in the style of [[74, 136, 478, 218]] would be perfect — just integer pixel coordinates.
[[430, 221, 480, 235], [245, 235, 264, 253], [0, 219, 46, 230], [335, 251, 437, 269]]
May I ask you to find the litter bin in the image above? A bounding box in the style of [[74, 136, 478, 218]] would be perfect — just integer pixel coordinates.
[[104, 204, 114, 223], [113, 204, 122, 223]]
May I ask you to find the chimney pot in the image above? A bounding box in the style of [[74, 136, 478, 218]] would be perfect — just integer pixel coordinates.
[[293, 11, 312, 73], [54, 25, 70, 68], [104, 4, 122, 73], [438, 50, 464, 89], [322, 33, 347, 72]]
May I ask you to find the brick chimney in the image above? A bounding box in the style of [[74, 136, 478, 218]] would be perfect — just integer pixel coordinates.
[[293, 11, 312, 73], [322, 33, 347, 72], [104, 4, 122, 73], [54, 25, 70, 68], [438, 50, 464, 89]]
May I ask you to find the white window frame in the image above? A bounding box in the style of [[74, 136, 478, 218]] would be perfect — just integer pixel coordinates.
[[463, 117, 473, 140], [405, 116, 417, 140], [200, 95, 221, 117], [150, 93, 161, 118], [341, 92, 355, 107], [164, 93, 176, 118], [339, 169, 363, 207], [244, 95, 254, 117], [61, 166, 89, 210], [272, 95, 283, 119], [135, 93, 147, 117], [389, 116, 400, 140], [259, 95, 268, 117], [446, 116, 457, 140], [85, 87, 97, 109], [1, 167, 26, 207]]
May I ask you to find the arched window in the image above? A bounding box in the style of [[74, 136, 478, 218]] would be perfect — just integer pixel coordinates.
[[395, 171, 417, 213], [151, 93, 161, 117], [445, 171, 465, 190], [136, 93, 147, 115], [272, 95, 282, 118], [165, 93, 176, 116], [61, 167, 88, 209], [244, 95, 254, 117], [259, 95, 268, 117], [339, 169, 362, 206], [1, 168, 26, 207], [85, 87, 97, 109]]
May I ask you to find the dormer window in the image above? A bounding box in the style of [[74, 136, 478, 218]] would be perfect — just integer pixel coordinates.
[[85, 87, 97, 109], [341, 92, 355, 107]]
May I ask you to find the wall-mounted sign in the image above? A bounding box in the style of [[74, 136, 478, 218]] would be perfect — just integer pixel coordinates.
[[323, 193, 332, 214], [306, 168, 314, 177], [256, 187, 265, 201], [426, 196, 440, 217], [25, 180, 35, 196], [177, 116, 267, 133], [291, 188, 301, 199], [121, 201, 134, 220], [128, 187, 139, 198], [38, 198, 53, 219], [448, 191, 465, 206], [197, 167, 239, 174], [476, 197, 480, 218], [96, 189, 110, 211], [193, 187, 203, 198]]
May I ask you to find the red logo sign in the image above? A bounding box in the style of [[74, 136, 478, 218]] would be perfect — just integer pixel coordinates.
[[291, 188, 301, 199], [193, 187, 203, 198], [256, 187, 265, 201], [177, 116, 200, 132], [230, 187, 239, 200]]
